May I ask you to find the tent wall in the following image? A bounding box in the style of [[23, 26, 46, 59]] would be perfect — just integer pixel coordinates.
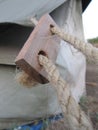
[[0, 0, 66, 25], [0, 0, 86, 128]]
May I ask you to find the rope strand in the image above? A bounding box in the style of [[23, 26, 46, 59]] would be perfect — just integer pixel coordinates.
[[39, 55, 93, 130], [50, 26, 98, 65], [31, 17, 98, 64], [16, 55, 94, 129]]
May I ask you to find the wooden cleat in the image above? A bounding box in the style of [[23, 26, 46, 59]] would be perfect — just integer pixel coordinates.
[[15, 14, 60, 84]]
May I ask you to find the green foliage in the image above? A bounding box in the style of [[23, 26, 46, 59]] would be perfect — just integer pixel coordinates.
[[88, 37, 98, 44]]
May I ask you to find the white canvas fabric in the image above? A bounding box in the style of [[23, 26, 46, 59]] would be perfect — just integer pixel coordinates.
[[0, 0, 65, 26]]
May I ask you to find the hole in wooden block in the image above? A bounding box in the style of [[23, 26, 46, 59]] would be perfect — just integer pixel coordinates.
[[38, 50, 48, 67], [50, 24, 55, 35], [38, 50, 47, 57], [50, 24, 54, 28]]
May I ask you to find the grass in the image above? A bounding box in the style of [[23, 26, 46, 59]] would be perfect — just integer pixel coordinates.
[[88, 37, 98, 44], [80, 96, 98, 130]]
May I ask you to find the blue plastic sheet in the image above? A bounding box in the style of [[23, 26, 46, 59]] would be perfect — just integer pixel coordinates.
[[15, 113, 63, 130]]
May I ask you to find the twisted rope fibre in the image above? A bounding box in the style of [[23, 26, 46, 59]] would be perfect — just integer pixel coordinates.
[[16, 19, 96, 129], [16, 54, 94, 130], [31, 17, 98, 65], [50, 25, 98, 65], [38, 55, 93, 130], [18, 52, 93, 130]]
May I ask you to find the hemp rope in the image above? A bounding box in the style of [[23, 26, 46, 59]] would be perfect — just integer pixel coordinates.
[[16, 71, 37, 87], [16, 18, 95, 129], [38, 55, 93, 130], [31, 17, 98, 64], [16, 55, 94, 129], [50, 26, 98, 65]]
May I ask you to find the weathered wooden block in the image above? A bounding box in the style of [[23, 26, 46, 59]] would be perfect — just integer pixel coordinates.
[[15, 14, 60, 84]]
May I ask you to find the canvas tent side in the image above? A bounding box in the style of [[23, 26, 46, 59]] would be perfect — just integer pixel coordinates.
[[0, 0, 91, 128]]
